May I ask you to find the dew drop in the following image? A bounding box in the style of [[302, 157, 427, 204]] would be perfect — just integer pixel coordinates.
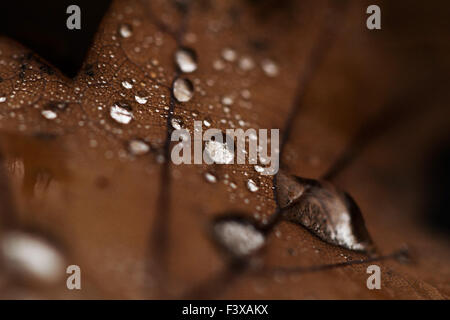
[[0, 231, 65, 284], [203, 117, 212, 127], [110, 102, 133, 124], [122, 80, 133, 89], [173, 78, 194, 102], [213, 218, 265, 257], [119, 23, 133, 38], [135, 91, 148, 104], [239, 56, 255, 71], [175, 47, 197, 73], [222, 48, 237, 62], [205, 140, 234, 164], [204, 172, 217, 183], [0, 95, 6, 103], [261, 59, 279, 77], [41, 109, 57, 120], [170, 117, 183, 130], [247, 179, 259, 192], [254, 165, 264, 173], [221, 95, 234, 106], [276, 170, 374, 252], [128, 139, 150, 155]]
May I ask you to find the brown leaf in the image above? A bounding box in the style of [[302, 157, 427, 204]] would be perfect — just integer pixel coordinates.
[[0, 0, 449, 299]]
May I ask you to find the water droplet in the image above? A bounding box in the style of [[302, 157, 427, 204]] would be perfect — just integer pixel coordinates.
[[213, 59, 225, 70], [204, 172, 217, 183], [203, 117, 212, 127], [110, 102, 133, 124], [128, 139, 150, 155], [173, 78, 194, 102], [261, 59, 279, 77], [221, 95, 234, 106], [0, 95, 6, 103], [170, 117, 183, 130], [205, 140, 234, 164], [41, 109, 57, 120], [222, 48, 237, 62], [213, 218, 265, 257], [135, 91, 148, 104], [0, 231, 65, 284], [122, 80, 133, 89], [175, 47, 197, 73], [254, 165, 264, 173], [276, 170, 373, 252], [119, 23, 133, 38], [238, 56, 255, 71], [247, 179, 259, 192]]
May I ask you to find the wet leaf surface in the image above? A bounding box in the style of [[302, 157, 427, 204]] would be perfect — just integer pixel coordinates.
[[0, 0, 449, 299]]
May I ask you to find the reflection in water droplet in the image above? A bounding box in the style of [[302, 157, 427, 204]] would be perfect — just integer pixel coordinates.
[[173, 78, 194, 102], [128, 139, 150, 155], [119, 23, 133, 38], [261, 59, 279, 77], [276, 170, 373, 252], [205, 140, 234, 164], [204, 172, 217, 183], [175, 47, 197, 73], [214, 218, 265, 257], [41, 109, 57, 120], [0, 231, 65, 284], [110, 103, 133, 124], [247, 179, 259, 192], [122, 80, 133, 89]]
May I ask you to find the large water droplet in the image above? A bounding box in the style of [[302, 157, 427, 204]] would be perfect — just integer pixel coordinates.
[[276, 170, 373, 252], [175, 47, 197, 73], [213, 217, 265, 257], [0, 95, 6, 103], [128, 139, 150, 155], [110, 102, 133, 124], [173, 78, 194, 102], [119, 23, 133, 38], [0, 231, 65, 284], [205, 140, 234, 164]]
